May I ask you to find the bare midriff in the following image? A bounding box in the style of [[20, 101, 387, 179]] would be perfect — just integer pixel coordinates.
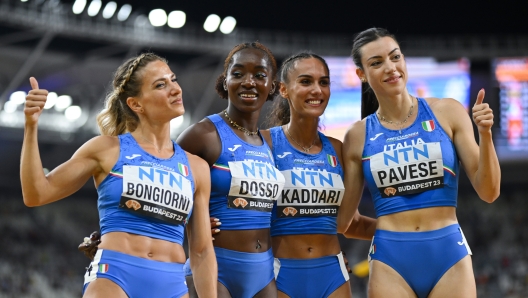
[[376, 206, 458, 232], [213, 229, 271, 253], [272, 234, 341, 259], [99, 232, 186, 263]]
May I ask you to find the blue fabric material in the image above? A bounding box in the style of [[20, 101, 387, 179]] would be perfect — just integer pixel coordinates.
[[362, 97, 459, 217], [83, 249, 187, 298], [269, 127, 344, 236], [215, 247, 274, 298], [97, 133, 194, 245], [275, 254, 348, 298], [207, 114, 281, 230], [368, 224, 471, 298]]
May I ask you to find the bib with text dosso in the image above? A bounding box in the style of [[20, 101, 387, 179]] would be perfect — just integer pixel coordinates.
[[277, 169, 344, 217], [119, 166, 193, 225], [370, 142, 444, 198], [227, 161, 285, 212]]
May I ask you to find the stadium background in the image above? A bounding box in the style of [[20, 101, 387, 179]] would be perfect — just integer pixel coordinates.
[[0, 0, 526, 297]]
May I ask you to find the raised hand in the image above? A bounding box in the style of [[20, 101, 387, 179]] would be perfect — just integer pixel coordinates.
[[472, 89, 494, 133], [24, 77, 48, 125]]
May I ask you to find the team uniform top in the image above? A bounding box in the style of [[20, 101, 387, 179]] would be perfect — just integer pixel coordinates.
[[362, 97, 459, 218], [269, 127, 345, 236], [97, 133, 195, 245], [207, 114, 285, 230]]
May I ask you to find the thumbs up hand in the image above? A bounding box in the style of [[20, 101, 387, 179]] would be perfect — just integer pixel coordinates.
[[472, 89, 494, 133], [24, 77, 48, 125]]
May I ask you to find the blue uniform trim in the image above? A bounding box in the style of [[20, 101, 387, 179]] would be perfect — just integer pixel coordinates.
[[207, 114, 278, 230], [97, 133, 194, 245], [270, 126, 344, 236], [362, 97, 459, 217], [215, 247, 274, 298], [274, 253, 349, 298], [83, 249, 187, 297], [368, 224, 471, 298]]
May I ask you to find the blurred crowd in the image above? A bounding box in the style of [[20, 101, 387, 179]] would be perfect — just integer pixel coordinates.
[[1, 187, 526, 298]]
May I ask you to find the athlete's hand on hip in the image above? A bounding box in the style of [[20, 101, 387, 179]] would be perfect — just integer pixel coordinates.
[[24, 77, 48, 125], [210, 217, 221, 240], [472, 88, 494, 133], [78, 231, 101, 261]]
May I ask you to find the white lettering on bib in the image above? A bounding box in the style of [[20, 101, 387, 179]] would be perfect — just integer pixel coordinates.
[[120, 165, 193, 225], [227, 161, 285, 212]]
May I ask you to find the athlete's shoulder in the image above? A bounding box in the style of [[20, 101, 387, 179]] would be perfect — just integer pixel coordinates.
[[259, 129, 273, 149], [76, 135, 119, 155]]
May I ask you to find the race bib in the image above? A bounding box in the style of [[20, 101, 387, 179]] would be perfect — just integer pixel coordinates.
[[227, 161, 285, 212], [277, 169, 344, 217], [370, 142, 444, 198], [119, 165, 193, 225]]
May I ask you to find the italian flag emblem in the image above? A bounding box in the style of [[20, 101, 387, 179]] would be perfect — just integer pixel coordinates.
[[421, 120, 435, 132], [178, 163, 189, 177], [98, 264, 109, 273], [327, 154, 337, 167]]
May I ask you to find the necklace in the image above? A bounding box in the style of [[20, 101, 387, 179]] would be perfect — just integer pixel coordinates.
[[140, 133, 170, 153], [286, 125, 318, 153], [223, 110, 259, 136], [377, 96, 415, 134]]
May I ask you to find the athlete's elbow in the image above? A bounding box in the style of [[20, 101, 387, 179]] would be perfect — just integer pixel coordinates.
[[479, 188, 500, 203]]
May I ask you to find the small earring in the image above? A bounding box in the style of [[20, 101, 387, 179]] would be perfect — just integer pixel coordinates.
[[223, 85, 227, 91], [361, 78, 367, 83]]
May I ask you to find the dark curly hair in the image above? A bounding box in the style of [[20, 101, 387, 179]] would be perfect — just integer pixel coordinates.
[[214, 41, 278, 101]]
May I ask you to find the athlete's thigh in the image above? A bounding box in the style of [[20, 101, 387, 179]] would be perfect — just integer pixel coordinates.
[[254, 279, 278, 298], [429, 255, 476, 298], [83, 278, 128, 298], [217, 281, 232, 298], [328, 280, 352, 298], [277, 290, 289, 298], [368, 260, 416, 298]]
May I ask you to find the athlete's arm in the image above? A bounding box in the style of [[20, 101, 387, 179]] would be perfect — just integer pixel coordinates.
[[432, 90, 500, 203], [186, 153, 217, 297], [336, 121, 376, 236], [343, 210, 376, 240], [21, 77, 111, 206], [176, 119, 221, 166]]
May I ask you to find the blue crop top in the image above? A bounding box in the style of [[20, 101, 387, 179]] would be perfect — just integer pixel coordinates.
[[269, 127, 345, 236], [362, 97, 459, 217], [97, 133, 195, 245], [207, 114, 285, 230]]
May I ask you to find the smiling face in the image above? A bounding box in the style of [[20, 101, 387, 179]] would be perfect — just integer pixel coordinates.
[[281, 57, 330, 118], [131, 60, 184, 122], [225, 48, 274, 113], [356, 36, 408, 98]]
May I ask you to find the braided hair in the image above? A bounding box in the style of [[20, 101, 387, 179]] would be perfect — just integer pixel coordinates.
[[96, 53, 167, 136], [214, 41, 278, 101], [266, 52, 329, 127]]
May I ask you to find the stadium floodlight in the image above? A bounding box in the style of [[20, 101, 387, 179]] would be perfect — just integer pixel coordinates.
[[87, 0, 102, 17], [44, 92, 58, 109], [72, 0, 87, 14], [168, 10, 186, 28], [21, 0, 28, 2], [54, 95, 72, 112], [219, 16, 236, 34], [9, 91, 26, 105], [148, 9, 167, 27], [203, 14, 221, 33], [65, 106, 82, 121], [3, 101, 18, 113], [102, 1, 117, 19], [117, 4, 132, 21]]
